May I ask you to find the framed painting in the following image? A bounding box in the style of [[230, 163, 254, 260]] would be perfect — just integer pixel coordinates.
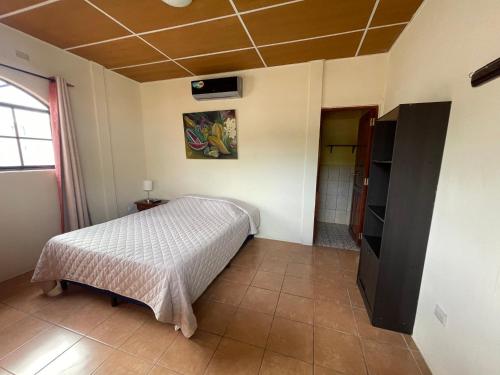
[[183, 110, 237, 159]]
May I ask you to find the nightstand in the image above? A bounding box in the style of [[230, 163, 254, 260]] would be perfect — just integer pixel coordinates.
[[134, 199, 168, 212]]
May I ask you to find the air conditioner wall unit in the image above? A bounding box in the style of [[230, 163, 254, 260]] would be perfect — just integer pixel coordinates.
[[191, 76, 242, 100]]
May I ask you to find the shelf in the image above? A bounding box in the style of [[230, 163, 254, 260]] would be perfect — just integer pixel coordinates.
[[368, 205, 386, 222], [364, 235, 382, 258], [373, 160, 392, 165]]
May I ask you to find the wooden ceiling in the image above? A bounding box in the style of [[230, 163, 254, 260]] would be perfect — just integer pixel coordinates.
[[0, 0, 423, 82]]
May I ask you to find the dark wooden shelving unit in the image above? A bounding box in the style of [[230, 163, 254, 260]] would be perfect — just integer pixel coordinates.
[[357, 102, 451, 334]]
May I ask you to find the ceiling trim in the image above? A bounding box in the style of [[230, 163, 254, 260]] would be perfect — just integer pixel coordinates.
[[355, 0, 381, 56], [228, 0, 267, 67]]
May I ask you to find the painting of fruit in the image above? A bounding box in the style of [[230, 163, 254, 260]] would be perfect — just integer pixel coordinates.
[[183, 110, 237, 159]]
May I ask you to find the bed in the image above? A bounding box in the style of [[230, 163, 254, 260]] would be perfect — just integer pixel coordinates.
[[31, 195, 260, 337]]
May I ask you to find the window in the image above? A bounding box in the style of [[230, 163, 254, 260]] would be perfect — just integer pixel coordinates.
[[0, 79, 54, 170]]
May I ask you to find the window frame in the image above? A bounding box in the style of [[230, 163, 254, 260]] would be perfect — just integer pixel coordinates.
[[0, 84, 55, 172]]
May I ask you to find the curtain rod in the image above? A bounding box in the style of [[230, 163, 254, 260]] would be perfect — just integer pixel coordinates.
[[0, 62, 75, 87]]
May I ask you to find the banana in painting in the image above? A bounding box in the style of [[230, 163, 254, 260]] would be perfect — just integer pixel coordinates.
[[183, 110, 237, 159]]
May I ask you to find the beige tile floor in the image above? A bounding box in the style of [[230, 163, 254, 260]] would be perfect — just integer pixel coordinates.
[[0, 238, 432, 375]]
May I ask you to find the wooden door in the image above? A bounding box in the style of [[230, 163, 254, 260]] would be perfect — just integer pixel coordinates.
[[349, 109, 377, 244]]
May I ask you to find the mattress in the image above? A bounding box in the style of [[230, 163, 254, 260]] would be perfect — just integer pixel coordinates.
[[31, 195, 259, 337]]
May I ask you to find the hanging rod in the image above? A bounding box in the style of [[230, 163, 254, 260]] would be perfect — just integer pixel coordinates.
[[326, 144, 358, 153], [0, 62, 74, 87]]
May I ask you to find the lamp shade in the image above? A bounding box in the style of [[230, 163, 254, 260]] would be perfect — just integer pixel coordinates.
[[143, 180, 153, 191]]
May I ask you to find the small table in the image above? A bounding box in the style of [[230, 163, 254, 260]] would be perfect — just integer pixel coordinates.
[[134, 199, 168, 212]]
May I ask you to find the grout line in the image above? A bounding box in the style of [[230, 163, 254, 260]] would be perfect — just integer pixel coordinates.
[[257, 28, 365, 49], [0, 0, 61, 20], [369, 21, 409, 30], [237, 0, 304, 15], [65, 34, 135, 51], [355, 0, 381, 56], [174, 46, 255, 61], [138, 13, 236, 36], [83, 0, 195, 76], [227, 0, 268, 67], [110, 59, 171, 71]]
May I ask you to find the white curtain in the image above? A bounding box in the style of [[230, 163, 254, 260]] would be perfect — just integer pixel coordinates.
[[49, 77, 91, 232]]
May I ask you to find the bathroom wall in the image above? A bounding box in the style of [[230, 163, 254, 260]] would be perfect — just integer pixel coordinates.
[[316, 110, 364, 225]]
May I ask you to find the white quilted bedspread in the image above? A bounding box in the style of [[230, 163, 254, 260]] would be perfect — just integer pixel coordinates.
[[32, 195, 259, 337]]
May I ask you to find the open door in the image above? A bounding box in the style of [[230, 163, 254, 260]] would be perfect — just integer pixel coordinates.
[[349, 108, 378, 245]]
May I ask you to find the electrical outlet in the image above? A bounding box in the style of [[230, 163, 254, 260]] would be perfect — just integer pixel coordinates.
[[434, 304, 447, 326]]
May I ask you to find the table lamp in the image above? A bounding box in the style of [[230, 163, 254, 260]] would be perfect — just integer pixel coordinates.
[[143, 180, 153, 203]]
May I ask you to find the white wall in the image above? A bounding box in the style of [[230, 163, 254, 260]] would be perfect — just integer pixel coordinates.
[[0, 24, 145, 281], [383, 0, 500, 373], [140, 55, 387, 243]]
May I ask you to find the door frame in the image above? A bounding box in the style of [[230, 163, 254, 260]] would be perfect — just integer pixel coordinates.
[[314, 105, 379, 243]]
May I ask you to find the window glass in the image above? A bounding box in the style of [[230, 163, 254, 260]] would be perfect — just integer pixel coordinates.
[[0, 79, 47, 110], [15, 109, 52, 139], [0, 79, 54, 170], [20, 139, 55, 166], [0, 106, 15, 136]]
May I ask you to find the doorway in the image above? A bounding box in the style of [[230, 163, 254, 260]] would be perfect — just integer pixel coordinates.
[[314, 106, 378, 250]]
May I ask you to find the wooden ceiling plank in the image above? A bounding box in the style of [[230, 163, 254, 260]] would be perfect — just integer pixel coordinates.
[[358, 24, 406, 55], [260, 31, 363, 66], [180, 49, 264, 76], [88, 0, 235, 33], [114, 61, 190, 82], [0, 0, 130, 49], [142, 17, 252, 59], [371, 0, 423, 27], [242, 0, 376, 45]]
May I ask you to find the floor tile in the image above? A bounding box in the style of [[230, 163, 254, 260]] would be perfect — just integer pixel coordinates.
[[362, 339, 420, 375], [403, 334, 419, 350], [281, 276, 314, 299], [267, 317, 313, 363], [158, 330, 220, 375], [313, 279, 350, 305], [314, 365, 345, 374], [225, 307, 273, 348], [0, 315, 50, 359], [87, 305, 147, 347], [37, 337, 113, 375], [231, 252, 263, 270], [220, 266, 257, 285], [313, 247, 341, 266], [207, 279, 248, 306], [251, 271, 284, 292], [0, 272, 33, 301], [337, 250, 359, 272], [286, 263, 314, 279], [205, 337, 264, 375], [0, 325, 81, 375], [195, 301, 237, 335], [59, 297, 115, 335], [353, 309, 406, 347], [32, 291, 90, 324], [314, 326, 366, 375], [259, 259, 287, 275], [149, 366, 181, 375], [93, 349, 153, 374], [2, 285, 51, 313], [314, 300, 357, 334], [240, 287, 279, 315], [0, 304, 27, 332], [275, 293, 314, 325], [119, 320, 178, 362], [411, 349, 432, 375], [347, 286, 364, 309], [260, 351, 313, 375], [313, 263, 344, 283]]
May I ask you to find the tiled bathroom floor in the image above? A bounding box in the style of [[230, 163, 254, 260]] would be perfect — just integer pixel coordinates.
[[314, 222, 360, 250]]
